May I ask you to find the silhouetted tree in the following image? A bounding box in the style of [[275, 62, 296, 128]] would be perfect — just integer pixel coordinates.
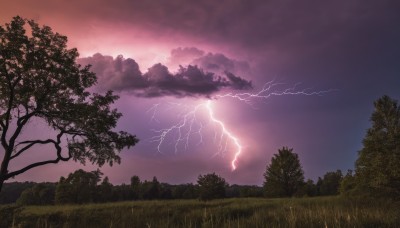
[[55, 169, 102, 204], [197, 172, 226, 201], [130, 175, 141, 200], [98, 176, 113, 202], [340, 170, 356, 196], [0, 182, 35, 204], [263, 147, 304, 197], [296, 179, 318, 197], [112, 184, 132, 201], [182, 184, 199, 199], [159, 183, 173, 199], [239, 185, 264, 198], [318, 170, 343, 196], [0, 16, 138, 192], [225, 185, 264, 198], [55, 177, 71, 204], [16, 183, 55, 205], [226, 184, 241, 198], [141, 177, 161, 200], [171, 183, 198, 199], [355, 95, 400, 199]]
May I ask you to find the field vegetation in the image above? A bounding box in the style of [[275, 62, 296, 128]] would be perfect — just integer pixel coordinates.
[[1, 197, 399, 228]]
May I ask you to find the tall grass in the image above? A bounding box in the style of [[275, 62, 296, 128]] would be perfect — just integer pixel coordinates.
[[1, 196, 399, 227]]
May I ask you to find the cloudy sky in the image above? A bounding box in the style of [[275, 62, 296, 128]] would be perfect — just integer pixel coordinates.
[[1, 0, 399, 185]]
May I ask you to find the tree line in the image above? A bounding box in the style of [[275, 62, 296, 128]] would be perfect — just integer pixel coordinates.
[[0, 166, 345, 205]]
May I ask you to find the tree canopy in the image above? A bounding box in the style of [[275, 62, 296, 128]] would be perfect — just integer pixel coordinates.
[[55, 169, 102, 204], [197, 172, 227, 201], [0, 16, 138, 191], [16, 183, 55, 205], [317, 170, 343, 196], [355, 95, 400, 199], [263, 147, 304, 197]]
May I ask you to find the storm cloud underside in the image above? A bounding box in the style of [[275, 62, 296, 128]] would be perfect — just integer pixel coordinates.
[[78, 53, 252, 98]]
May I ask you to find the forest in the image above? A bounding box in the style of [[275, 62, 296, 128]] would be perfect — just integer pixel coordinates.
[[0, 167, 344, 205]]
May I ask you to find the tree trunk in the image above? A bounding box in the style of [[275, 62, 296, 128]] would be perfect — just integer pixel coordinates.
[[0, 179, 4, 193], [0, 155, 10, 193]]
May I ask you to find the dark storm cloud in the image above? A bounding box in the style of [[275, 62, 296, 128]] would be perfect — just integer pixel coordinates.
[[4, 1, 399, 71], [77, 54, 147, 91], [193, 53, 250, 75], [168, 47, 251, 77], [39, 1, 400, 49], [169, 47, 205, 65], [78, 53, 252, 98]]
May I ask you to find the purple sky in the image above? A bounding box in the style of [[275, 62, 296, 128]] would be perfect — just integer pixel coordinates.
[[1, 0, 399, 185]]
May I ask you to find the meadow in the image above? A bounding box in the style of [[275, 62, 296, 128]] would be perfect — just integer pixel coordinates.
[[1, 196, 399, 228]]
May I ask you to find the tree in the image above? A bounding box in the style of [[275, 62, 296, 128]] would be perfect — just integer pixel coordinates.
[[302, 179, 318, 197], [317, 170, 343, 196], [0, 16, 138, 192], [54, 177, 71, 204], [98, 176, 113, 202], [0, 182, 35, 204], [112, 184, 132, 201], [141, 176, 161, 200], [54, 169, 102, 204], [355, 95, 400, 199], [16, 183, 55, 205], [130, 175, 141, 200], [197, 172, 226, 201], [263, 147, 304, 197], [339, 170, 356, 196], [172, 183, 198, 199]]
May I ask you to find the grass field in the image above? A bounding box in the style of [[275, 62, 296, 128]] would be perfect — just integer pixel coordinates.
[[1, 196, 399, 228]]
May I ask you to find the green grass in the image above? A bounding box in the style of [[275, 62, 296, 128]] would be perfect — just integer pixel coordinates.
[[1, 196, 399, 228]]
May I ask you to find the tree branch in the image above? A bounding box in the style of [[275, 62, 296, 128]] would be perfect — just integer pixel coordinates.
[[11, 139, 56, 160], [8, 110, 38, 148], [0, 81, 13, 150], [16, 108, 36, 126], [6, 131, 69, 179], [0, 78, 15, 179], [5, 158, 62, 179]]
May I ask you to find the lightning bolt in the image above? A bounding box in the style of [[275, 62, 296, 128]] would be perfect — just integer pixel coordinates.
[[205, 100, 241, 170], [148, 100, 241, 170], [149, 103, 205, 154], [215, 81, 335, 105], [148, 81, 334, 171]]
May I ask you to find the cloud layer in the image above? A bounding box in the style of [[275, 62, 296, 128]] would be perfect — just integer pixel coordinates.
[[168, 47, 251, 76], [78, 53, 252, 98]]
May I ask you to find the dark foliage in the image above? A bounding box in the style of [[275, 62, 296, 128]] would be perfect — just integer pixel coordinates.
[[355, 95, 400, 199], [0, 16, 138, 192], [340, 170, 357, 196], [317, 170, 343, 196], [140, 177, 161, 200], [45, 170, 199, 205], [55, 169, 102, 204], [263, 147, 305, 197], [225, 184, 264, 198], [17, 183, 55, 205], [197, 172, 227, 201], [171, 183, 199, 199], [0, 182, 35, 204], [130, 175, 141, 200], [296, 179, 318, 197]]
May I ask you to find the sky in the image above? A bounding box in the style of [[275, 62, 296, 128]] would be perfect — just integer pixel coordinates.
[[1, 0, 399, 185]]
